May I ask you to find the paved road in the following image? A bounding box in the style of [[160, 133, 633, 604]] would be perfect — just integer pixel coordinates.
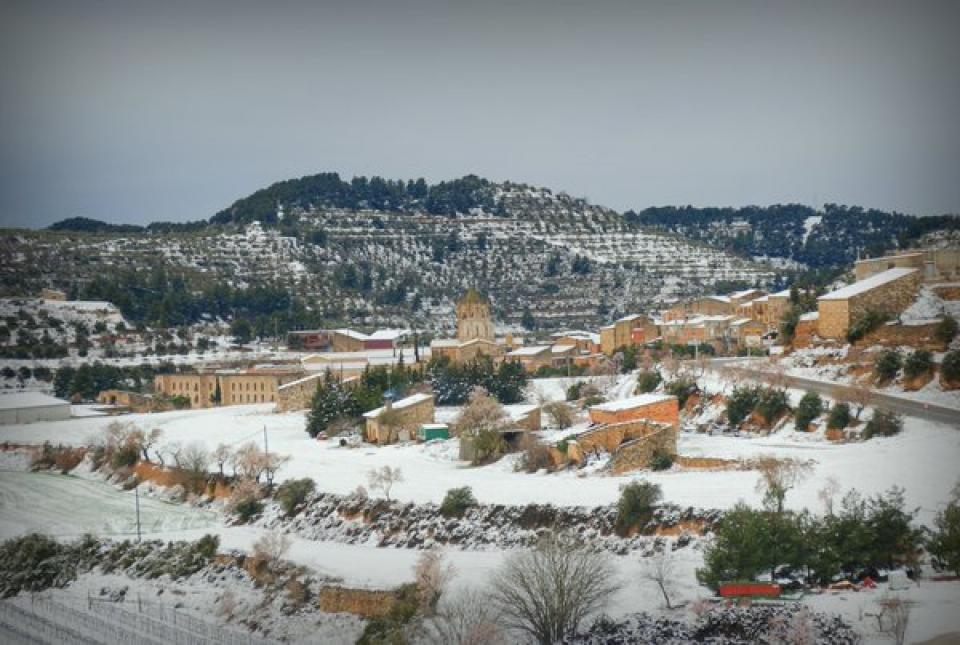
[[712, 363, 960, 426]]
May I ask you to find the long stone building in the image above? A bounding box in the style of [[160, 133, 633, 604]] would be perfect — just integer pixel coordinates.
[[154, 366, 304, 409], [816, 267, 922, 339]]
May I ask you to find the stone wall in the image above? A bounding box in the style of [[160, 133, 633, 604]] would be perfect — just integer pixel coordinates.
[[318, 587, 397, 619], [571, 419, 677, 472], [276, 374, 323, 412], [858, 321, 945, 351], [609, 426, 677, 474]]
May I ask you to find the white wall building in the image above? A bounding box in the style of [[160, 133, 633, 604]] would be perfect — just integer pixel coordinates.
[[0, 392, 72, 425]]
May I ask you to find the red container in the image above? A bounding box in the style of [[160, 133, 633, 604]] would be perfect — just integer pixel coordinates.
[[718, 583, 781, 598]]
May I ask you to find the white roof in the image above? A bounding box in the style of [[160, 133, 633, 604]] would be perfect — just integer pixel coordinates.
[[278, 372, 326, 390], [430, 339, 461, 348], [504, 403, 539, 419], [729, 318, 756, 327], [551, 344, 575, 354], [332, 328, 369, 340], [589, 393, 676, 412], [363, 392, 433, 418], [507, 345, 551, 357], [701, 295, 731, 304], [770, 289, 792, 299], [616, 314, 646, 323], [818, 268, 919, 301], [854, 251, 923, 265], [799, 311, 820, 321], [729, 288, 763, 299], [367, 329, 409, 341], [0, 392, 70, 410]]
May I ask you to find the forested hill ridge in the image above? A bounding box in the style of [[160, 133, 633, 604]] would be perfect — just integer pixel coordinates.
[[628, 204, 960, 272], [2, 172, 957, 333]]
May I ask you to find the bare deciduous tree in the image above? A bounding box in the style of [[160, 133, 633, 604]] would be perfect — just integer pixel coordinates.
[[641, 549, 680, 610], [212, 443, 232, 478], [367, 465, 404, 500], [874, 595, 911, 645], [420, 588, 503, 645], [817, 476, 842, 516], [489, 532, 621, 644], [253, 531, 291, 565], [753, 456, 813, 513], [845, 384, 874, 420], [415, 550, 456, 617], [180, 442, 210, 493], [454, 388, 508, 437]]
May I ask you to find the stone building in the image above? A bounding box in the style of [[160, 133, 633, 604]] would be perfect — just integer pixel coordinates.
[[816, 267, 921, 339], [154, 366, 304, 409], [430, 290, 506, 363], [40, 288, 67, 301], [363, 393, 435, 444], [276, 373, 359, 412], [504, 345, 553, 372], [588, 393, 680, 429], [96, 389, 158, 413], [600, 314, 657, 354], [457, 289, 494, 342], [855, 248, 960, 284]]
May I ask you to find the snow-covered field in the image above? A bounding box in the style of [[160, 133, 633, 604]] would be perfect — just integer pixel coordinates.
[[1, 399, 957, 526]]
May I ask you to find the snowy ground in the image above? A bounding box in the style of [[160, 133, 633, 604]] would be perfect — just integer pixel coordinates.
[[1, 398, 957, 526], [0, 468, 957, 644], [2, 369, 959, 643]]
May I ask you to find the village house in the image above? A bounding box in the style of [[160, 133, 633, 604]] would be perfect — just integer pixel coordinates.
[[726, 318, 767, 348], [286, 329, 331, 351], [363, 392, 435, 444], [588, 393, 680, 429], [816, 267, 922, 339], [599, 314, 657, 354], [728, 288, 767, 308], [505, 345, 553, 372], [739, 289, 792, 329], [855, 248, 960, 284], [300, 347, 422, 380]]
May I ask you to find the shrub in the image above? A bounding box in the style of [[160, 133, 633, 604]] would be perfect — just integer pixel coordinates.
[[755, 388, 789, 425], [470, 428, 507, 466], [233, 498, 263, 523], [440, 486, 478, 518], [827, 402, 851, 430], [582, 395, 606, 408], [275, 478, 316, 517], [664, 378, 698, 409], [616, 480, 662, 535], [935, 315, 959, 345], [726, 386, 760, 426], [649, 449, 674, 471], [635, 370, 662, 394], [566, 382, 584, 401], [903, 350, 934, 380], [110, 444, 139, 469], [873, 349, 902, 383], [863, 409, 903, 439], [944, 350, 960, 382], [543, 401, 575, 429], [794, 392, 824, 431], [847, 309, 889, 343]]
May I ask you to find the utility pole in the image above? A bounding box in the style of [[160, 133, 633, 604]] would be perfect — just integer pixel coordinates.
[[135, 485, 142, 543], [263, 424, 271, 488]]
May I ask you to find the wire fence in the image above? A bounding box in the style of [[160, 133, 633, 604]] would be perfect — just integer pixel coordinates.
[[0, 596, 276, 645]]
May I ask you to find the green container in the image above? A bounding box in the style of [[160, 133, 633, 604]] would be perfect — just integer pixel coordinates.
[[419, 424, 450, 441]]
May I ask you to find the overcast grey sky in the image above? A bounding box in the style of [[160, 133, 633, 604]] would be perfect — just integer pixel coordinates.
[[1, 0, 958, 228]]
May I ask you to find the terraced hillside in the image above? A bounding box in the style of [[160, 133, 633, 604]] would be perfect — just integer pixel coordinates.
[[1, 179, 778, 332]]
